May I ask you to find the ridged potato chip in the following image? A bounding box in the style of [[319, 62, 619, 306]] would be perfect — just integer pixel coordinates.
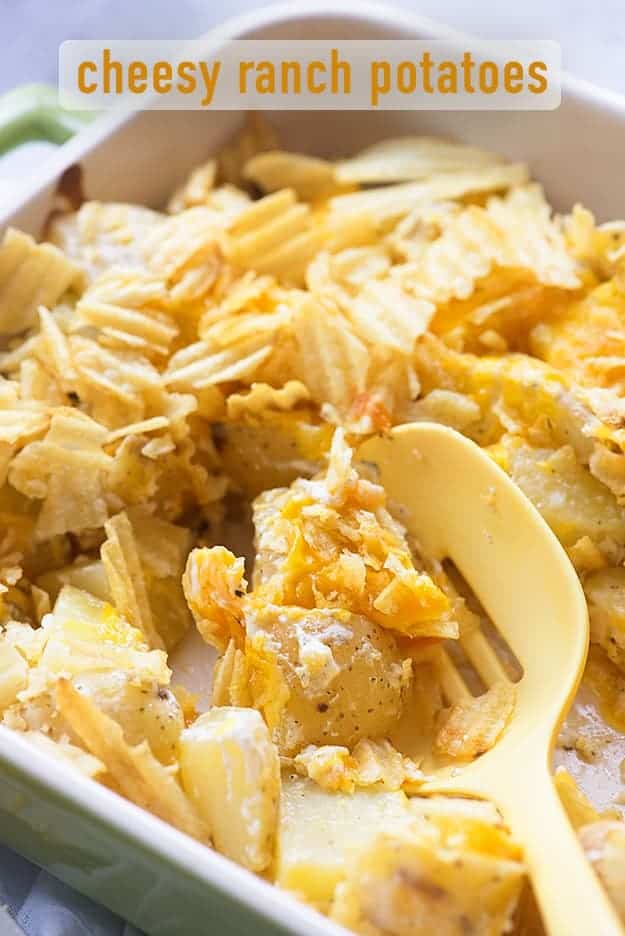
[[328, 163, 529, 223], [435, 681, 516, 760], [0, 229, 83, 334], [165, 337, 273, 391], [291, 296, 369, 414], [335, 136, 504, 184], [243, 150, 344, 201], [101, 511, 165, 651], [142, 209, 226, 308], [226, 189, 322, 285], [216, 113, 279, 189], [168, 159, 217, 213], [75, 271, 178, 360], [9, 410, 111, 540], [226, 380, 310, 419]]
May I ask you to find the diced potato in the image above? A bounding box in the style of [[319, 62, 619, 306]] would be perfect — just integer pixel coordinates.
[[276, 775, 416, 909], [37, 559, 111, 605], [2, 586, 180, 760], [329, 824, 524, 936], [56, 678, 208, 844], [245, 605, 412, 756], [530, 281, 625, 394], [0, 642, 28, 711], [51, 585, 139, 638], [502, 438, 625, 548], [555, 769, 600, 829], [44, 588, 172, 689], [216, 411, 332, 497], [579, 821, 625, 923], [583, 644, 625, 730], [179, 707, 280, 872], [75, 672, 184, 765], [584, 567, 625, 668], [9, 671, 184, 765]]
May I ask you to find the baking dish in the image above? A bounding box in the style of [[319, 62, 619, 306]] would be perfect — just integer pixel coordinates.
[[2, 3, 625, 934]]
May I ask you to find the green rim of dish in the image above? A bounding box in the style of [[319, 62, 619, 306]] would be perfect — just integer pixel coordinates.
[[0, 83, 96, 156]]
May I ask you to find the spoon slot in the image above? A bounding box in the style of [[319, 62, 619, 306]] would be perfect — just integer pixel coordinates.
[[442, 558, 524, 688]]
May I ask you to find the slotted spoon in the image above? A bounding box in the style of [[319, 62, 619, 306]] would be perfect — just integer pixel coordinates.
[[358, 422, 624, 936]]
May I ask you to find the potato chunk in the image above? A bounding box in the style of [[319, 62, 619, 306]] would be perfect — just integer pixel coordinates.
[[0, 643, 28, 712], [502, 438, 625, 548], [74, 672, 184, 765], [1, 586, 179, 761], [216, 408, 332, 497], [37, 559, 111, 605], [579, 821, 625, 923], [584, 567, 625, 668], [530, 280, 625, 394], [278, 775, 523, 924], [330, 824, 524, 936], [179, 707, 280, 872], [245, 604, 412, 755], [277, 775, 416, 908]]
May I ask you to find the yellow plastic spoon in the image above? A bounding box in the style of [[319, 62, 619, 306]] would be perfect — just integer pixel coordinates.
[[358, 422, 624, 936]]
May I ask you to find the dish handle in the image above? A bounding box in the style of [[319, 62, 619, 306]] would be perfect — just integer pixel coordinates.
[[0, 84, 96, 155]]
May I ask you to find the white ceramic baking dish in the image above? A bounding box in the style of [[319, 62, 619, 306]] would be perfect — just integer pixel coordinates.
[[2, 3, 625, 934]]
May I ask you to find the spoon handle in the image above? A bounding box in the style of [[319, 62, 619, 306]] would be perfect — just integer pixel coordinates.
[[493, 762, 623, 936]]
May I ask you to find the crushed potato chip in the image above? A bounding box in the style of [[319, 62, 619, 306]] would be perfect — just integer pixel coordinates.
[[328, 163, 529, 223], [252, 429, 451, 638], [334, 136, 504, 184], [101, 511, 165, 651], [143, 207, 225, 305], [225, 188, 322, 285], [435, 681, 516, 759], [294, 739, 422, 794], [9, 410, 111, 540], [290, 296, 369, 415], [183, 546, 247, 652], [243, 151, 345, 201], [0, 228, 83, 333], [226, 380, 310, 419], [167, 159, 217, 213], [74, 270, 178, 360]]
